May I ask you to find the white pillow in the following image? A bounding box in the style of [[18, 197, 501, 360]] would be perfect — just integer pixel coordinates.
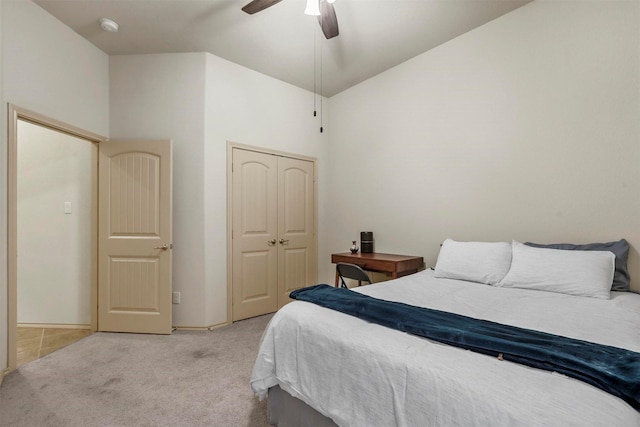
[[498, 241, 615, 299], [434, 239, 512, 285]]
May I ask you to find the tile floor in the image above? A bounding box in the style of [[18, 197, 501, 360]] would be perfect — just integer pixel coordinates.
[[16, 327, 93, 368]]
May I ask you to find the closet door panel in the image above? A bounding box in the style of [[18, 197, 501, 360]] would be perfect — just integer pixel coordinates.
[[232, 149, 278, 321], [277, 157, 316, 308]]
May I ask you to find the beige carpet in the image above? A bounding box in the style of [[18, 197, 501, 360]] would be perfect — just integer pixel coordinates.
[[0, 314, 273, 427]]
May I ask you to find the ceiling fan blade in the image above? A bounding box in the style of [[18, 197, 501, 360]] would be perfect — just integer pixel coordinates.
[[318, 0, 339, 39], [242, 0, 283, 15]]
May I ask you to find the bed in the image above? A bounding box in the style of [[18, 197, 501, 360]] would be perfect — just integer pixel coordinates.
[[251, 239, 640, 426]]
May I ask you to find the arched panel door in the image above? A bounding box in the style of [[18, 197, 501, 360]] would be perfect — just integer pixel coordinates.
[[98, 140, 173, 334], [231, 147, 316, 321]]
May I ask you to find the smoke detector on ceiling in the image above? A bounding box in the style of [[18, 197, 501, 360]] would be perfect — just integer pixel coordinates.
[[99, 18, 119, 33]]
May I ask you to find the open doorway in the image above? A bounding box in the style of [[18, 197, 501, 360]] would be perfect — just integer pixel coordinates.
[[7, 105, 106, 370], [15, 120, 96, 366]]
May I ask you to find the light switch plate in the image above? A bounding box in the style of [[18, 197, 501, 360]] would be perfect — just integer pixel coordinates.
[[64, 202, 72, 214]]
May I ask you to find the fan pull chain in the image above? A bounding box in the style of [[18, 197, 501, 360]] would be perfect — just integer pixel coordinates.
[[320, 35, 323, 133], [313, 27, 317, 118]]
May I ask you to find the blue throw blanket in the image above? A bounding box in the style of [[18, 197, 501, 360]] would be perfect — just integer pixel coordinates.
[[290, 284, 640, 410]]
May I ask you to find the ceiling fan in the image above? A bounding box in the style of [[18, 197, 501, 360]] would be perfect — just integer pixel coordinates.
[[242, 0, 339, 39]]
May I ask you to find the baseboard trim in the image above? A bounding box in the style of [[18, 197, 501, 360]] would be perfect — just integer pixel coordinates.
[[207, 321, 230, 331], [172, 326, 210, 331], [172, 321, 230, 331], [17, 323, 91, 330], [0, 367, 9, 386]]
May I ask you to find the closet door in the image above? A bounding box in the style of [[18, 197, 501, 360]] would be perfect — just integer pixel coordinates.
[[232, 149, 278, 321], [277, 157, 316, 308], [231, 148, 316, 321]]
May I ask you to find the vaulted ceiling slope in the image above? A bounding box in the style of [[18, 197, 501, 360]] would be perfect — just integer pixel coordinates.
[[34, 0, 532, 97]]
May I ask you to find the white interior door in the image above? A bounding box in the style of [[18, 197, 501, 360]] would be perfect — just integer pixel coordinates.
[[98, 140, 173, 334]]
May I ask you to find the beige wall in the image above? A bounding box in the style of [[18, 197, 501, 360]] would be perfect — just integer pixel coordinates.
[[327, 0, 640, 290], [3, 0, 109, 136]]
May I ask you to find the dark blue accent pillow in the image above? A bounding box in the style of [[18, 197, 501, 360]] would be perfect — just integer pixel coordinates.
[[524, 239, 630, 292]]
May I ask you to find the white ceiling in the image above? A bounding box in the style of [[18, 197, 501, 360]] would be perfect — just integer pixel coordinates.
[[33, 0, 532, 97]]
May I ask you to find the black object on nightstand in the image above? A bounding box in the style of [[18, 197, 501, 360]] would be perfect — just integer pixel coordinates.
[[361, 231, 374, 253]]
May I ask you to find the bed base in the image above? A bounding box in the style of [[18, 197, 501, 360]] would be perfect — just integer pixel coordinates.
[[268, 385, 337, 427]]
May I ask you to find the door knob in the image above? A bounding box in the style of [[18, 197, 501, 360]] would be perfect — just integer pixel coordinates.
[[279, 239, 289, 245], [154, 243, 170, 250], [267, 239, 277, 246]]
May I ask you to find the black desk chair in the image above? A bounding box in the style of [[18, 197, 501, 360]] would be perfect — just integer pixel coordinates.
[[336, 262, 372, 289]]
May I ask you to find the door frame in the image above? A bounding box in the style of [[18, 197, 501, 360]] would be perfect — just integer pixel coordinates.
[[6, 104, 107, 371], [226, 141, 318, 324]]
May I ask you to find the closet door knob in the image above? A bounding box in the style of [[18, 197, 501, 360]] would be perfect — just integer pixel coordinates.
[[279, 239, 289, 245], [154, 243, 170, 250], [267, 239, 277, 245]]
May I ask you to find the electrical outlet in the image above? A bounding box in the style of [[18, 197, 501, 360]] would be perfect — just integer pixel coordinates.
[[172, 292, 181, 304]]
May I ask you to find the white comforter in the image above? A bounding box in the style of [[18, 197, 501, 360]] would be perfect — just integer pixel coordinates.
[[251, 270, 640, 426]]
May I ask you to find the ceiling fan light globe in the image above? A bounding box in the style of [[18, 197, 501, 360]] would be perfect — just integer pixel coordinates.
[[304, 0, 321, 16], [327, 0, 336, 3]]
